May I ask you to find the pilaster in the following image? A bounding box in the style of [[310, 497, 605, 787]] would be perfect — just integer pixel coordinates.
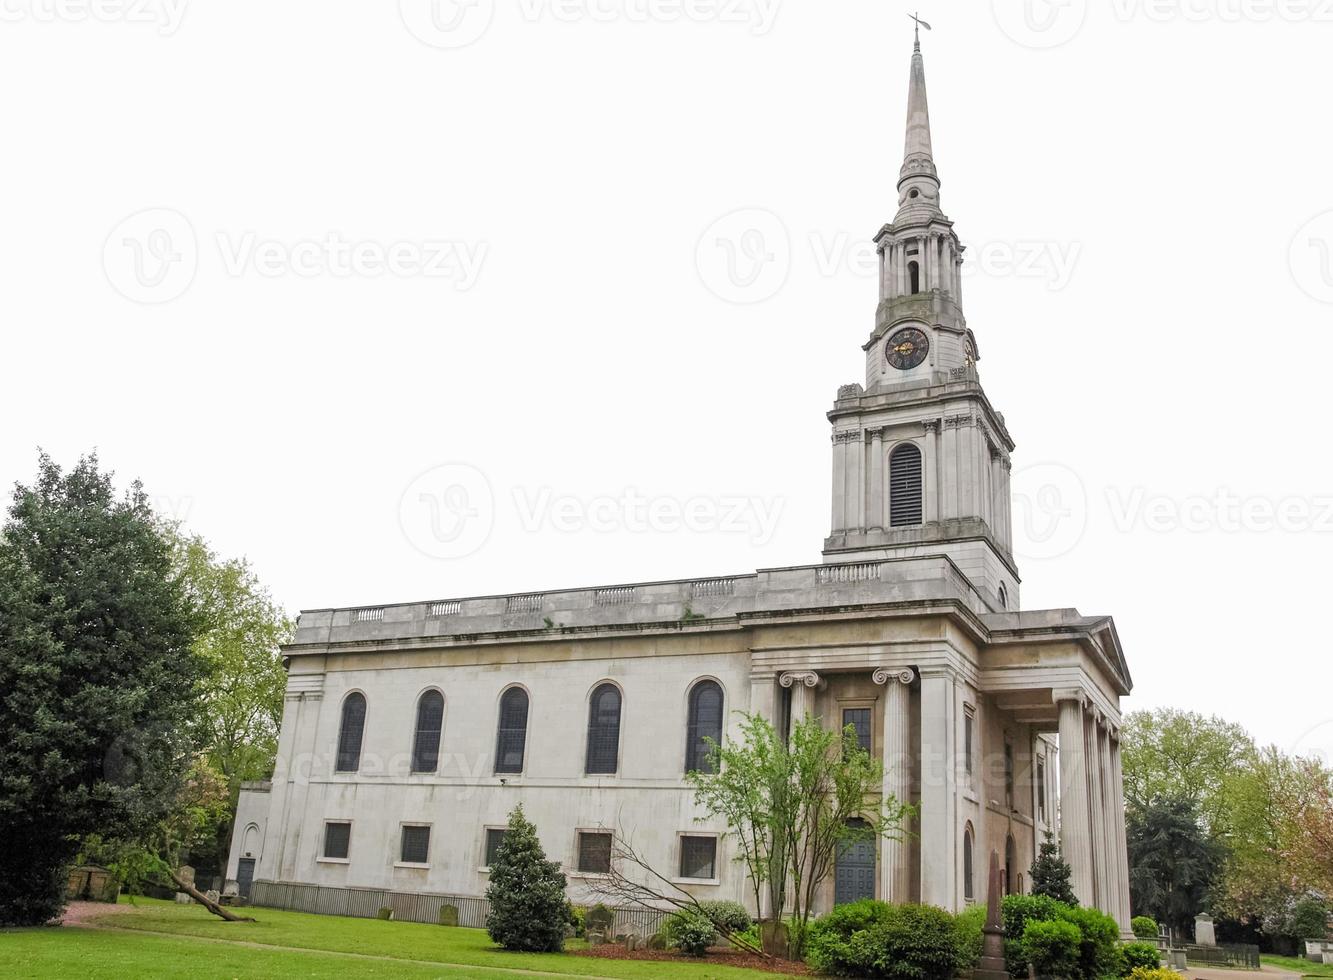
[[874, 667, 915, 902], [919, 667, 958, 909]]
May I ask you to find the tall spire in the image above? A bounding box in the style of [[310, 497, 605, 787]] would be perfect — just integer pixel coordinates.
[[897, 28, 942, 220]]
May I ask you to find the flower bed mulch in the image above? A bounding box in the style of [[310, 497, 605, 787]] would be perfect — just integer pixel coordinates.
[[571, 944, 812, 975]]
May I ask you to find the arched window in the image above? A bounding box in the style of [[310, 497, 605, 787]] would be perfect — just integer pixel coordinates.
[[998, 583, 1008, 609], [963, 824, 975, 901], [494, 688, 529, 774], [1005, 834, 1016, 895], [411, 690, 445, 773], [685, 680, 724, 774], [335, 692, 366, 773], [889, 443, 924, 527], [908, 260, 921, 294], [585, 683, 622, 775]]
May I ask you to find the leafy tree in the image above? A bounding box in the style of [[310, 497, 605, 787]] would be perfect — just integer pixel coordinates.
[[485, 805, 569, 952], [1121, 708, 1254, 831], [688, 712, 910, 958], [167, 529, 292, 876], [1126, 795, 1222, 938], [1029, 830, 1077, 905], [0, 453, 203, 925]]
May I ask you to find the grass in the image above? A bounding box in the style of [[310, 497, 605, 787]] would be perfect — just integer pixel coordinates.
[[1263, 953, 1333, 977], [0, 897, 793, 979]]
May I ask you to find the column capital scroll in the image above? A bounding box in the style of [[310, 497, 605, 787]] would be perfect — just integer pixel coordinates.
[[780, 670, 824, 690], [873, 667, 916, 687]]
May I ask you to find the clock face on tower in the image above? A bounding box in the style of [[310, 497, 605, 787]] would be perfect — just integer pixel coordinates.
[[885, 327, 930, 370]]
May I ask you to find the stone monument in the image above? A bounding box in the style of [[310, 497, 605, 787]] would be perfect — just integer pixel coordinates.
[[1195, 914, 1216, 947], [974, 851, 1009, 980]]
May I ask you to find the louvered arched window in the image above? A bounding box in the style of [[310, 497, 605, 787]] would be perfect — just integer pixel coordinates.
[[963, 824, 975, 901], [889, 443, 923, 527], [494, 688, 529, 774], [411, 690, 445, 773], [685, 680, 724, 774], [585, 684, 622, 775], [335, 692, 366, 773]]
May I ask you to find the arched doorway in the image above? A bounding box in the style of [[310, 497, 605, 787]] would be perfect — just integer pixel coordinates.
[[835, 819, 876, 904]]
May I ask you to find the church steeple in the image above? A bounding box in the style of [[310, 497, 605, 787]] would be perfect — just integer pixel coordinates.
[[898, 30, 941, 222], [823, 27, 1019, 614]]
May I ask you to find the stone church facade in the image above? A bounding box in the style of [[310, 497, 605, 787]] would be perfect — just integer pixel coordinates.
[[227, 36, 1133, 930]]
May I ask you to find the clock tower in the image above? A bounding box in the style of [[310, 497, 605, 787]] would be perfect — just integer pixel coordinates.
[[824, 33, 1019, 612]]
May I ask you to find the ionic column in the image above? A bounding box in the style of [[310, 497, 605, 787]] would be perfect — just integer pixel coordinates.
[[919, 667, 957, 909], [874, 667, 915, 902], [1097, 717, 1122, 925], [1109, 729, 1133, 931], [880, 244, 892, 299], [868, 429, 885, 532], [1085, 708, 1108, 910], [897, 242, 908, 295], [780, 671, 823, 728], [1057, 694, 1095, 906], [924, 235, 936, 289]]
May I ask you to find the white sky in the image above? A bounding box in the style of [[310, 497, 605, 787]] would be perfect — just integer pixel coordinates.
[[3, 1, 1330, 763]]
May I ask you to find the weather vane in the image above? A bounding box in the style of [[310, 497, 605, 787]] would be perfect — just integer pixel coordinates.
[[909, 11, 932, 47]]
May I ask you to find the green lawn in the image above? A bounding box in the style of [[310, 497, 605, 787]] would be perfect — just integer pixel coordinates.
[[0, 898, 792, 979], [1263, 954, 1333, 978]]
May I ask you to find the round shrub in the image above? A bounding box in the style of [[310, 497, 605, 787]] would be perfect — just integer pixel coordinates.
[[953, 902, 986, 967], [852, 904, 969, 980], [1120, 941, 1161, 974], [663, 909, 716, 957], [698, 899, 751, 934], [1131, 915, 1159, 940], [1023, 919, 1082, 980], [1057, 904, 1121, 980], [1001, 894, 1069, 976], [805, 899, 894, 974]]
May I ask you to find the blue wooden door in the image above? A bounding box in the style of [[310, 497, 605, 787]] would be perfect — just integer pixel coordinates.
[[834, 820, 876, 904]]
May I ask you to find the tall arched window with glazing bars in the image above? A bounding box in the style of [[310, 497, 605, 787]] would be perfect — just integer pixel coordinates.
[[494, 688, 529, 775], [584, 684, 622, 775], [411, 690, 444, 773], [685, 680, 723, 774], [335, 692, 367, 773]]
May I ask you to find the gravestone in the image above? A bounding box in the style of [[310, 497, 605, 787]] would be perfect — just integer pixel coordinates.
[[438, 904, 458, 927], [205, 889, 221, 906], [1194, 914, 1216, 947]]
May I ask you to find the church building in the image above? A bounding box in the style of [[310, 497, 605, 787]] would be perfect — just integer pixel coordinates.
[[227, 35, 1134, 932]]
